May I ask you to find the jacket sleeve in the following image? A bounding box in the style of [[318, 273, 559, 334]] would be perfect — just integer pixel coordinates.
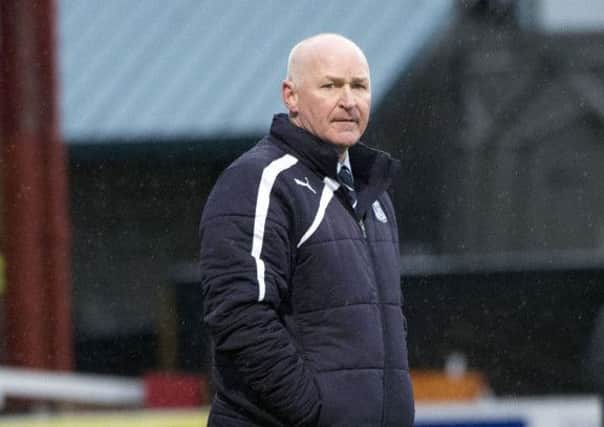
[[200, 162, 321, 426]]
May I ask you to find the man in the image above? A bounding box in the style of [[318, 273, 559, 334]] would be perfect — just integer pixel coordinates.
[[200, 33, 414, 426]]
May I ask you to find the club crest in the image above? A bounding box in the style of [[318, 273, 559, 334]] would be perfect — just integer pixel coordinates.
[[372, 200, 388, 223]]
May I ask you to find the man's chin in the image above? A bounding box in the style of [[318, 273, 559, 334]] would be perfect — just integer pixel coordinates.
[[327, 132, 361, 148]]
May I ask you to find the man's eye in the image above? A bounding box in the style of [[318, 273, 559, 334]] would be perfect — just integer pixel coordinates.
[[321, 83, 335, 89]]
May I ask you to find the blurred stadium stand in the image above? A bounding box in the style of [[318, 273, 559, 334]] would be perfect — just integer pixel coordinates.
[[45, 0, 604, 403]]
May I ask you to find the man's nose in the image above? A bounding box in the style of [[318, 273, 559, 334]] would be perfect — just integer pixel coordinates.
[[339, 86, 355, 109]]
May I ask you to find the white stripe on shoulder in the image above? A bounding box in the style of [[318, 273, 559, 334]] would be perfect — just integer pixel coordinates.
[[297, 177, 340, 249], [251, 154, 298, 302]]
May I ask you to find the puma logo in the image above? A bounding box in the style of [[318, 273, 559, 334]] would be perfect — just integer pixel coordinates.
[[294, 177, 317, 194]]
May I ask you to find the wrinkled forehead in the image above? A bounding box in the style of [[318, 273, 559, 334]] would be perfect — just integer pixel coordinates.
[[315, 50, 369, 78], [288, 35, 371, 84], [305, 42, 370, 80]]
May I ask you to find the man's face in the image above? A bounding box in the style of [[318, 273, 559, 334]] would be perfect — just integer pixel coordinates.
[[284, 42, 371, 151]]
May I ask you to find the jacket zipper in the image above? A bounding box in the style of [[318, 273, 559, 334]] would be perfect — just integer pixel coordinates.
[[338, 189, 366, 239], [356, 205, 387, 425], [359, 219, 367, 238], [346, 199, 386, 424]]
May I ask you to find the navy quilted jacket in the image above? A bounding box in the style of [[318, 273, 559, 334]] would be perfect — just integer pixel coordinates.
[[200, 114, 414, 426]]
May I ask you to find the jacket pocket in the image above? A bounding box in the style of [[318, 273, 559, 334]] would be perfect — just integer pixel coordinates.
[[315, 369, 383, 427]]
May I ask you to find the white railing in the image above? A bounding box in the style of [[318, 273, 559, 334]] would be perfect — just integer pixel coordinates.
[[0, 367, 144, 407]]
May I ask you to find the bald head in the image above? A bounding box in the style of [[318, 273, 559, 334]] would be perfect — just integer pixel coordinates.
[[282, 33, 372, 154], [286, 33, 370, 87]]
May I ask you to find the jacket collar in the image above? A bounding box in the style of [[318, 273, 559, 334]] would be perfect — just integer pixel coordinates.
[[269, 113, 340, 180], [269, 113, 400, 218]]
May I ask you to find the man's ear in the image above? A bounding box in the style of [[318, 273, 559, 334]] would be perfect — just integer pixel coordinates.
[[282, 80, 298, 114]]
